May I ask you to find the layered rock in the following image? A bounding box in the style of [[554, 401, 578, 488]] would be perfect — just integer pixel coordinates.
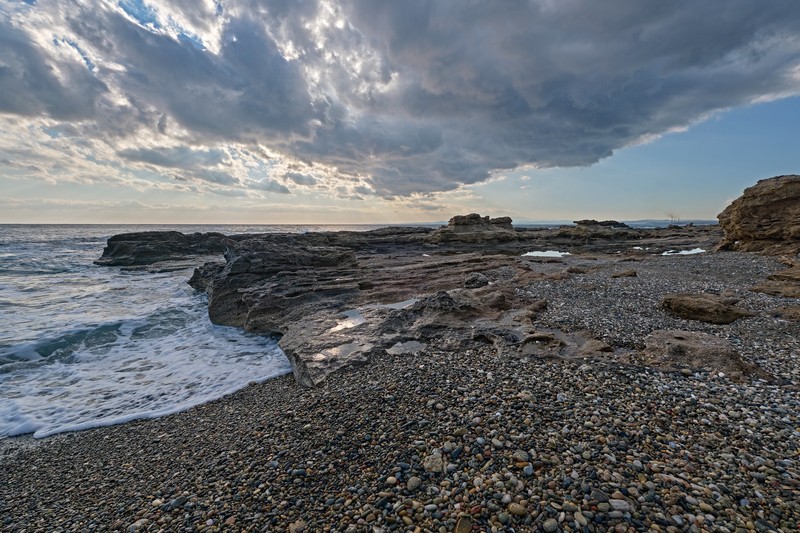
[[94, 216, 745, 387], [426, 214, 517, 244], [661, 293, 755, 324], [751, 264, 800, 298], [95, 231, 233, 266], [717, 175, 800, 255]]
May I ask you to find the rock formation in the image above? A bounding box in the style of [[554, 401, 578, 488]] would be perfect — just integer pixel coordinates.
[[426, 214, 517, 243], [573, 219, 630, 229], [661, 293, 755, 324], [95, 231, 233, 266], [751, 264, 800, 298], [94, 216, 746, 387], [717, 175, 800, 255], [642, 330, 770, 382]]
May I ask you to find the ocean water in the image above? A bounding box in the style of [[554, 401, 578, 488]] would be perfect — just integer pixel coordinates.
[[0, 224, 382, 439]]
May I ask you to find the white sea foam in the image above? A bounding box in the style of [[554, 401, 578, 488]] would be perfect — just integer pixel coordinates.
[[661, 248, 706, 256], [0, 299, 290, 439], [522, 250, 571, 258], [0, 225, 293, 439]]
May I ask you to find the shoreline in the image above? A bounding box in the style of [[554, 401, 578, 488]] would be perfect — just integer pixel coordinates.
[[3, 249, 798, 531]]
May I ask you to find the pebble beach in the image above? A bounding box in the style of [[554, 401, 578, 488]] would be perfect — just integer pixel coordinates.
[[2, 252, 798, 533]]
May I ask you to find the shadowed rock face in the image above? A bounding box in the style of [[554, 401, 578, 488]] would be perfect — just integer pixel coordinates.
[[717, 175, 800, 255], [95, 231, 233, 266]]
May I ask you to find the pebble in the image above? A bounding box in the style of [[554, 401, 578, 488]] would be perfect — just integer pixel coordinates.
[[454, 516, 472, 533], [543, 517, 559, 532], [406, 476, 421, 491], [422, 452, 444, 473], [508, 502, 527, 516], [609, 499, 631, 512]]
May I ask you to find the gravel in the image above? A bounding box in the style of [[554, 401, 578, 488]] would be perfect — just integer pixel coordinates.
[[1, 251, 798, 532]]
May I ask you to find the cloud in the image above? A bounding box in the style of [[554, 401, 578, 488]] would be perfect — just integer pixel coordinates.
[[285, 171, 317, 186], [119, 146, 227, 168], [252, 178, 291, 194], [2, 0, 800, 200]]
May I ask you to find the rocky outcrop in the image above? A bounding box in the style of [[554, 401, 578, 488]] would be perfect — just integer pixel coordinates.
[[95, 231, 233, 266], [426, 214, 517, 244], [717, 175, 800, 255], [574, 219, 630, 229], [202, 245, 358, 329], [642, 330, 771, 382], [93, 220, 764, 387], [661, 293, 755, 324], [751, 264, 800, 298]]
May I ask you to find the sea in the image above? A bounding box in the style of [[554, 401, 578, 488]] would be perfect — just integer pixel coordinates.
[[0, 224, 385, 439]]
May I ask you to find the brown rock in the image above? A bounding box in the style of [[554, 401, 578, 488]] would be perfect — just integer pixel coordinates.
[[751, 265, 800, 298], [612, 269, 637, 278], [426, 213, 517, 243], [769, 306, 800, 321], [642, 330, 770, 382], [454, 516, 472, 533], [717, 175, 800, 254], [579, 339, 614, 355], [661, 293, 755, 324]]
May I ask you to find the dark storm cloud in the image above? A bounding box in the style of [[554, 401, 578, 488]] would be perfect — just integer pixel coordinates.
[[3, 0, 800, 197], [65, 6, 318, 141]]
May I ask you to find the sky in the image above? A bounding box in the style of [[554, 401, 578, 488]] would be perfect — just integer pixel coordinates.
[[1, 0, 799, 224]]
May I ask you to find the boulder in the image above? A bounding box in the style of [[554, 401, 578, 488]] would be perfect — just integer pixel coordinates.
[[642, 330, 770, 382], [717, 175, 800, 254], [661, 293, 755, 324], [464, 272, 490, 288], [426, 213, 517, 243]]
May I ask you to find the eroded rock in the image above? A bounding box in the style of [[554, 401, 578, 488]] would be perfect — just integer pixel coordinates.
[[642, 330, 770, 382], [661, 293, 755, 324], [95, 231, 232, 266], [717, 175, 800, 255], [426, 213, 517, 244], [751, 265, 800, 298]]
